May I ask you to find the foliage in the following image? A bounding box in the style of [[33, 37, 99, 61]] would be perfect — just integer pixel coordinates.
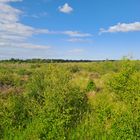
[[1, 60, 140, 139], [107, 61, 140, 102], [69, 65, 80, 73], [0, 64, 88, 139], [86, 80, 96, 92], [0, 72, 18, 87]]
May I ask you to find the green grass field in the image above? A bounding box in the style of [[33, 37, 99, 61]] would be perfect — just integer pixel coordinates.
[[1, 60, 140, 140]]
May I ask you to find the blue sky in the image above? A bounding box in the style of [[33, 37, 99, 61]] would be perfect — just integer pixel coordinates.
[[0, 0, 140, 60]]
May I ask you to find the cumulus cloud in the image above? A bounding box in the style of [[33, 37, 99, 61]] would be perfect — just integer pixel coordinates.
[[100, 22, 140, 34], [0, 0, 91, 52], [0, 0, 52, 49], [58, 3, 73, 14]]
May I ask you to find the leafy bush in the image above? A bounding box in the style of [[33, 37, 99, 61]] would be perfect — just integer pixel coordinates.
[[0, 72, 20, 87], [1, 64, 88, 139], [69, 65, 80, 73], [86, 80, 96, 92], [26, 65, 88, 139], [107, 61, 140, 102], [17, 69, 32, 76]]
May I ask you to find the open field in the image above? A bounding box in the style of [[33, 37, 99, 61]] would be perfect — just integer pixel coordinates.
[[1, 0, 140, 139], [1, 60, 140, 139]]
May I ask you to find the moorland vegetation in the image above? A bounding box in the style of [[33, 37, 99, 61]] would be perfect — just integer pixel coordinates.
[[0, 59, 140, 139]]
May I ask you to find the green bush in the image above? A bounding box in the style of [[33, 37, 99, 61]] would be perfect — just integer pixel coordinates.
[[69, 65, 80, 73], [26, 65, 88, 139], [86, 80, 96, 92], [17, 69, 32, 76], [107, 61, 140, 102], [1, 64, 88, 139], [0, 72, 20, 87]]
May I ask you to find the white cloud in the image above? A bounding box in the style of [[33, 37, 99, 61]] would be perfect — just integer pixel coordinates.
[[63, 31, 91, 37], [68, 48, 84, 54], [0, 40, 51, 49], [100, 22, 140, 34], [67, 38, 85, 42], [0, 0, 91, 53], [0, 0, 52, 50], [59, 3, 73, 14], [0, 0, 22, 2], [67, 38, 91, 43], [17, 43, 51, 49], [24, 12, 48, 19]]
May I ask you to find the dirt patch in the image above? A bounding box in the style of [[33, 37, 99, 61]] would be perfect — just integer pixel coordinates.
[[86, 91, 96, 99]]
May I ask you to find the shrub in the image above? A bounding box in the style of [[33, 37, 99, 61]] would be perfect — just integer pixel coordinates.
[[0, 72, 20, 87], [107, 61, 140, 102], [19, 64, 88, 139], [17, 69, 32, 76], [86, 80, 96, 92], [69, 65, 80, 73]]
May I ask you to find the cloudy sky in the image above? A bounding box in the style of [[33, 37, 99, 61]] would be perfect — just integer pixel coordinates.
[[0, 0, 140, 60]]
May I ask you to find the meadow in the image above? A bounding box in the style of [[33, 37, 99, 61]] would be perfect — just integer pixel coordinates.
[[0, 60, 140, 140]]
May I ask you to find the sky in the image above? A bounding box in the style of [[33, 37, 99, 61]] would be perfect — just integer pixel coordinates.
[[0, 0, 140, 60]]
